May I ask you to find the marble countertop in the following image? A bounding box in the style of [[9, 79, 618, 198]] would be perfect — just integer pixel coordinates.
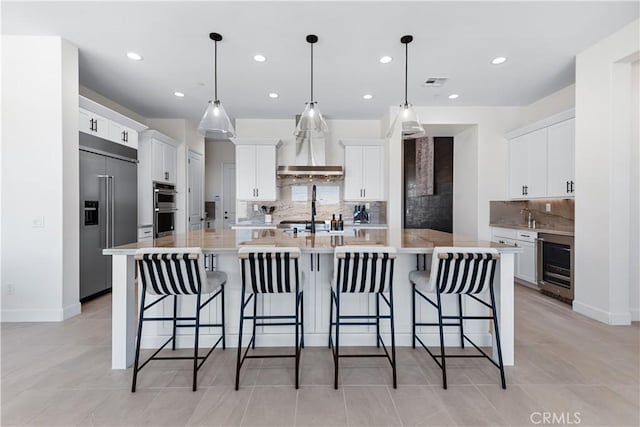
[[490, 223, 575, 237], [104, 228, 522, 255]]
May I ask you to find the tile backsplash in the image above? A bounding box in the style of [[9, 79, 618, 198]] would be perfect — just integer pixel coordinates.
[[490, 199, 574, 231], [237, 177, 387, 225]]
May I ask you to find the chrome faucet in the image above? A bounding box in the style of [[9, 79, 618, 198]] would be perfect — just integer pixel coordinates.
[[520, 208, 534, 228], [310, 185, 317, 234]]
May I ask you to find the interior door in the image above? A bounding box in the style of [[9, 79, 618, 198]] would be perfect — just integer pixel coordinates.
[[79, 150, 107, 300], [188, 150, 204, 231], [222, 162, 236, 228]]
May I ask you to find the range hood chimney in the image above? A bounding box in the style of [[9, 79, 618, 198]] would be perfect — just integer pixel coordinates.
[[277, 115, 344, 177]]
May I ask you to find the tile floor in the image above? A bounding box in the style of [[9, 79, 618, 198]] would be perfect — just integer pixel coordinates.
[[1, 286, 638, 426]]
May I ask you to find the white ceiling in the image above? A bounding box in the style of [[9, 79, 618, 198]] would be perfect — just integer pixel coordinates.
[[3, 1, 638, 121]]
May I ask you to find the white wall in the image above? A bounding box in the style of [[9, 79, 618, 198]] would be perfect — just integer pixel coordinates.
[[79, 85, 147, 125], [521, 84, 575, 125], [630, 59, 640, 321], [1, 36, 80, 321], [574, 19, 639, 325]]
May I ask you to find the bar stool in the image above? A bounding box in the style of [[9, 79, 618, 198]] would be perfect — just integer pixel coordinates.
[[410, 247, 506, 389], [235, 247, 304, 389], [328, 246, 397, 389], [132, 248, 226, 392]]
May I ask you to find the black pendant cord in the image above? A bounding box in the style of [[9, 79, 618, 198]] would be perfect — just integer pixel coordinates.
[[310, 41, 314, 104], [404, 41, 408, 106], [210, 32, 223, 103], [214, 39, 218, 102]]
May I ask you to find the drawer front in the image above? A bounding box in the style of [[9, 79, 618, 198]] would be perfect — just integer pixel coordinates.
[[492, 227, 518, 240], [516, 230, 538, 242], [138, 226, 153, 241]]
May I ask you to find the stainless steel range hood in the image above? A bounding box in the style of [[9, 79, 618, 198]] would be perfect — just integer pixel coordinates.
[[277, 165, 343, 176], [277, 116, 344, 177]]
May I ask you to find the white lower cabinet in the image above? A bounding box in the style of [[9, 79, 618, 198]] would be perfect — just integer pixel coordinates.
[[492, 228, 537, 285]]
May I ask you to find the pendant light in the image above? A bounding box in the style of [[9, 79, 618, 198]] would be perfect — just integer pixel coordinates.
[[386, 35, 425, 139], [198, 32, 236, 139], [294, 34, 328, 138]]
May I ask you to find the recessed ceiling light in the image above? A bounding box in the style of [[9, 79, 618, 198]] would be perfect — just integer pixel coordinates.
[[253, 54, 267, 62], [268, 92, 279, 99], [126, 52, 143, 61], [362, 94, 373, 100], [379, 56, 392, 64], [491, 56, 507, 65], [174, 91, 185, 97], [448, 94, 459, 99]]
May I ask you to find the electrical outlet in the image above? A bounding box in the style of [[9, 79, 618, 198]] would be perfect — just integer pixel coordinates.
[[7, 284, 15, 296], [253, 204, 259, 212], [545, 203, 551, 212], [365, 203, 370, 209]]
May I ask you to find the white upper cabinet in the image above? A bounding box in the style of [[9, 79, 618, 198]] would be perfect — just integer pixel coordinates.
[[150, 138, 177, 184], [108, 121, 138, 150], [79, 96, 146, 149], [234, 138, 280, 201], [507, 109, 575, 199], [526, 128, 548, 198], [547, 119, 575, 197], [341, 139, 385, 201], [79, 108, 108, 139], [509, 129, 547, 199]]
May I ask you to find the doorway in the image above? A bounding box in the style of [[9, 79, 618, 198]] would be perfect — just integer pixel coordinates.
[[187, 150, 204, 231], [403, 136, 454, 232], [222, 162, 236, 228]]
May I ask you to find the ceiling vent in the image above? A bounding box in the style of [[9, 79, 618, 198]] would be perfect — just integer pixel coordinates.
[[422, 77, 448, 87]]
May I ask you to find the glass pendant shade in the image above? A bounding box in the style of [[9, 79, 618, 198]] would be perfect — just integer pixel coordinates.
[[294, 102, 328, 138], [386, 103, 425, 139], [198, 100, 236, 139], [386, 35, 425, 140]]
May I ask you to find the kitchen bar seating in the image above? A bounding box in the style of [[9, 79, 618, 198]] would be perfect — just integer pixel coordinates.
[[235, 247, 304, 389], [411, 247, 506, 389], [132, 248, 227, 392], [329, 246, 398, 389]]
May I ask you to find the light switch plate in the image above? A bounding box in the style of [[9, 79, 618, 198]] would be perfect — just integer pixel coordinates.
[[32, 216, 45, 227]]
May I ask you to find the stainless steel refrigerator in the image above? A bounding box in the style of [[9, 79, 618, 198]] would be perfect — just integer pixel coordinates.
[[80, 133, 137, 302]]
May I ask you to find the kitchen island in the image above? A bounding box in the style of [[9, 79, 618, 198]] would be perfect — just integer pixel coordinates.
[[104, 228, 520, 369]]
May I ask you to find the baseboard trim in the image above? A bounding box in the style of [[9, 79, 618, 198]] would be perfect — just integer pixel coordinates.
[[1, 308, 64, 322], [63, 303, 82, 320], [573, 300, 632, 325]]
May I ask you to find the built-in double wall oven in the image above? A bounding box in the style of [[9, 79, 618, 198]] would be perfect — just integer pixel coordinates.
[[154, 182, 176, 237], [537, 233, 574, 302]]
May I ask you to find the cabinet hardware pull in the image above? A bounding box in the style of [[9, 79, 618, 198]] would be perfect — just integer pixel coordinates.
[[164, 172, 169, 181], [363, 188, 365, 198], [256, 188, 259, 198], [566, 181, 569, 193], [570, 181, 574, 193]]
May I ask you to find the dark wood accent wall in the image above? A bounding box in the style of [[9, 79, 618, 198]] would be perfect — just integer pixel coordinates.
[[404, 137, 454, 232]]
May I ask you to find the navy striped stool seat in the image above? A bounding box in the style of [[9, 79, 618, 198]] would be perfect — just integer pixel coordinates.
[[329, 246, 398, 389], [235, 247, 304, 390], [132, 248, 226, 392], [410, 247, 506, 389]]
